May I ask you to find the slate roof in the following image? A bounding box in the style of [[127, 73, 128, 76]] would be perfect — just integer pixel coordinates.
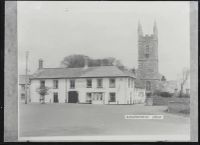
[[30, 66, 136, 79]]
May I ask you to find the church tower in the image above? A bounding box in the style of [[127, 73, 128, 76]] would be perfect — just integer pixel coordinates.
[[137, 21, 161, 93]]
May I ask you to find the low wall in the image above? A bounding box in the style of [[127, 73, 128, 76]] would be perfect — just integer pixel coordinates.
[[168, 101, 190, 114], [152, 96, 171, 105], [145, 97, 153, 106], [145, 96, 190, 106]]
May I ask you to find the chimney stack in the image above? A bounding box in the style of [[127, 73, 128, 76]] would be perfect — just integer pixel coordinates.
[[38, 59, 43, 69], [84, 57, 88, 69]]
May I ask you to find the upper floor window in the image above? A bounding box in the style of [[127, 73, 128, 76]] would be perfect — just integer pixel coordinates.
[[87, 79, 92, 88], [146, 81, 151, 91], [97, 79, 103, 88], [109, 78, 116, 88], [53, 80, 58, 89], [40, 80, 45, 88], [70, 80, 75, 89]]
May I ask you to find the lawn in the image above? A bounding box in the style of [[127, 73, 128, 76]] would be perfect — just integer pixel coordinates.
[[19, 103, 190, 138]]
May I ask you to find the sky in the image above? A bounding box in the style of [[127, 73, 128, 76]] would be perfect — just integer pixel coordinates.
[[17, 1, 190, 80]]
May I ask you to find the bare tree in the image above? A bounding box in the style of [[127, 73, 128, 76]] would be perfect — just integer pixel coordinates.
[[179, 68, 190, 97]]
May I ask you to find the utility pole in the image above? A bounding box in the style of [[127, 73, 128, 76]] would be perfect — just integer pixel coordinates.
[[25, 51, 29, 104]]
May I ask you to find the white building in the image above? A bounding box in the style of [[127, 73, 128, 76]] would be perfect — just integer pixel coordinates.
[[29, 60, 146, 104]]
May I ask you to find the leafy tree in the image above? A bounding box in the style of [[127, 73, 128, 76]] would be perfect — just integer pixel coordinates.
[[60, 54, 127, 70], [36, 86, 50, 104], [60, 54, 89, 68]]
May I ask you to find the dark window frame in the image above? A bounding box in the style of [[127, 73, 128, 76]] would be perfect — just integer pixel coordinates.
[[97, 79, 103, 88], [70, 79, 75, 89], [109, 92, 116, 102], [40, 80, 45, 88], [53, 80, 59, 89], [109, 78, 116, 88], [87, 79, 92, 88]]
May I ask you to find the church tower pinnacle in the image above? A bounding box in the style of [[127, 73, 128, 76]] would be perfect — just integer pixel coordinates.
[[153, 21, 158, 38], [138, 21, 143, 37]]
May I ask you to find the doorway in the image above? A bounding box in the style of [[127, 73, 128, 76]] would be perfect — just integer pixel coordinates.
[[68, 91, 79, 103], [53, 92, 59, 103]]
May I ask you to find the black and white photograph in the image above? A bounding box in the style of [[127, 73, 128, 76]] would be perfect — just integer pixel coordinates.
[[13, 1, 196, 142]]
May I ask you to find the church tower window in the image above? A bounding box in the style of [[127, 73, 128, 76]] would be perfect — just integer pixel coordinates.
[[145, 45, 150, 58]]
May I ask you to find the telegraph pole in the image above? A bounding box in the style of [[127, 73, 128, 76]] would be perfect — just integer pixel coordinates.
[[25, 51, 29, 104]]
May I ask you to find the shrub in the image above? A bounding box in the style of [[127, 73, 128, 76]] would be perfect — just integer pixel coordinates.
[[159, 92, 173, 97], [153, 90, 173, 97]]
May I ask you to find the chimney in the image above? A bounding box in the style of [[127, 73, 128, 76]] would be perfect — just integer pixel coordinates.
[[84, 57, 88, 69], [38, 59, 43, 69]]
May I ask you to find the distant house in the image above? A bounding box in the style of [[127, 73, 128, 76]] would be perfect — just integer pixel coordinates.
[[29, 59, 146, 104], [18, 75, 31, 103], [158, 78, 190, 96]]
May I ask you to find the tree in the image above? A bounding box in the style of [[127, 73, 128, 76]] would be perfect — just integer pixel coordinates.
[[60, 54, 89, 68], [178, 68, 190, 97], [36, 86, 50, 104], [60, 54, 127, 69]]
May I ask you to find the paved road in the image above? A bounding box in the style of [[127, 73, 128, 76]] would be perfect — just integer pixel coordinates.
[[19, 103, 190, 139]]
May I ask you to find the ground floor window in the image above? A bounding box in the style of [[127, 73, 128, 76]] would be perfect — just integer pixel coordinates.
[[86, 93, 92, 103], [109, 93, 116, 102], [92, 93, 103, 101], [53, 92, 59, 103], [21, 93, 25, 100]]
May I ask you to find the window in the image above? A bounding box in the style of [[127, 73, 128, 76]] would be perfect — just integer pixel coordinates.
[[40, 80, 45, 88], [146, 81, 151, 91], [128, 78, 130, 88], [70, 80, 75, 89], [146, 45, 149, 53], [109, 78, 115, 88], [93, 93, 103, 101], [86, 93, 92, 103], [53, 80, 58, 89], [53, 92, 59, 103], [109, 93, 116, 102], [97, 79, 103, 88], [145, 45, 150, 58], [21, 93, 25, 99], [87, 79, 92, 88], [21, 84, 25, 90]]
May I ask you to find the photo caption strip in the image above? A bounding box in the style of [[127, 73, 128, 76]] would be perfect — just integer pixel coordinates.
[[125, 115, 164, 119]]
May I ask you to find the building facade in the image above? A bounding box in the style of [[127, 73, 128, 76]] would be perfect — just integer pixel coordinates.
[[29, 61, 146, 104], [19, 75, 31, 103]]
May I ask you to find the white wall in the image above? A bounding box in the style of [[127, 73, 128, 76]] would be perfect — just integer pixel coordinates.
[[30, 77, 145, 104], [30, 79, 66, 103]]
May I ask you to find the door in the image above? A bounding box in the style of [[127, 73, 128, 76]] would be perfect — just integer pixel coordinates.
[[53, 92, 59, 103], [68, 91, 78, 103], [92, 92, 104, 104]]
